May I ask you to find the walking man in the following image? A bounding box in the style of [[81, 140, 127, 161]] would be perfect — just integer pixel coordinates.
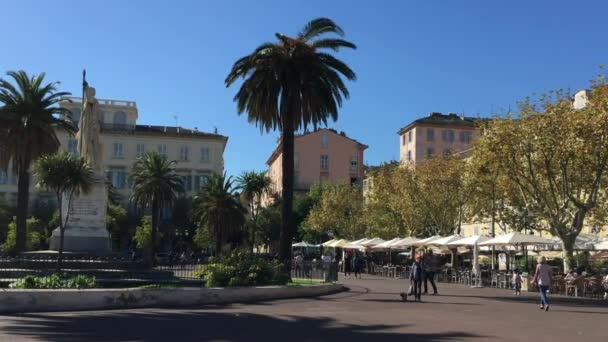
[[423, 250, 439, 295]]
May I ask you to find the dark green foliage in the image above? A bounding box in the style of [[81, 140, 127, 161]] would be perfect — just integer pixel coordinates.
[[9, 274, 96, 289], [193, 251, 286, 287]]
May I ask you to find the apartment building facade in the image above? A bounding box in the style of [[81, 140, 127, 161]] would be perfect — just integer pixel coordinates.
[[397, 112, 482, 164], [0, 96, 227, 205], [265, 129, 367, 200]]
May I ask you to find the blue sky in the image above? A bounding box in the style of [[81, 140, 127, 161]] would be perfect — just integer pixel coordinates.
[[2, 0, 607, 176]]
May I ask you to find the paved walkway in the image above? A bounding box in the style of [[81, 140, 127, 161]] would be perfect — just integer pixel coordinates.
[[0, 276, 606, 341]]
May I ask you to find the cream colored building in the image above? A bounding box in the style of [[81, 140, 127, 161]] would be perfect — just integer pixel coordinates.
[[265, 129, 367, 202], [0, 96, 227, 205], [397, 112, 482, 164]]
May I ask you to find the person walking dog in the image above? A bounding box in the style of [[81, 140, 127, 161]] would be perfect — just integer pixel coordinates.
[[409, 254, 424, 302]]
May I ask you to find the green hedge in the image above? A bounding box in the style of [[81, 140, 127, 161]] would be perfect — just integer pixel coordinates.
[[193, 251, 288, 287], [9, 274, 96, 289]]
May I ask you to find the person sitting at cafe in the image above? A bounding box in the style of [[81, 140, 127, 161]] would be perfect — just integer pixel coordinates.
[[565, 269, 579, 281]]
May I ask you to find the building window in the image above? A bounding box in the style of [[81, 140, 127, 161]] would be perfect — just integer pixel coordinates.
[[408, 131, 412, 143], [402, 135, 406, 146], [113, 143, 124, 159], [320, 155, 329, 170], [194, 174, 210, 191], [407, 150, 412, 161], [180, 146, 189, 161], [136, 144, 145, 158], [427, 148, 434, 158], [294, 153, 300, 169], [321, 132, 329, 148], [107, 168, 127, 189], [67, 139, 78, 154], [180, 174, 192, 191], [460, 131, 472, 144], [114, 111, 127, 127], [158, 144, 167, 158], [0, 170, 7, 184], [427, 128, 434, 142], [200, 147, 210, 163], [350, 157, 358, 171], [442, 129, 454, 142]]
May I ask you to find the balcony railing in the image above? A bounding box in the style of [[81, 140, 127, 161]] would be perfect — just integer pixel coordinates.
[[101, 123, 136, 131], [62, 97, 136, 108]]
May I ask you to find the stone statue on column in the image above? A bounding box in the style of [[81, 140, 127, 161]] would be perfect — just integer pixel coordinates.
[[76, 83, 102, 171], [49, 70, 111, 253]]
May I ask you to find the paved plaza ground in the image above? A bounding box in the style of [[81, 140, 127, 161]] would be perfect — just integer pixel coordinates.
[[0, 275, 606, 341]]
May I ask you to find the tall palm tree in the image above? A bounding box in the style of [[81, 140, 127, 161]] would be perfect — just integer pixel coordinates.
[[33, 152, 94, 270], [225, 18, 357, 269], [129, 151, 184, 265], [0, 71, 75, 252], [194, 173, 246, 256], [236, 171, 271, 251]]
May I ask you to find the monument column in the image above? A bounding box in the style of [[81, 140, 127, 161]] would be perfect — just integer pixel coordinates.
[[49, 71, 112, 253]]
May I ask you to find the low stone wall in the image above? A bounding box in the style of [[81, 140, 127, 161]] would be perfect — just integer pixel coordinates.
[[0, 283, 344, 314]]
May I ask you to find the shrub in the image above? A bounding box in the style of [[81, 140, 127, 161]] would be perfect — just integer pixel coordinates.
[[192, 251, 286, 287], [9, 274, 96, 289]]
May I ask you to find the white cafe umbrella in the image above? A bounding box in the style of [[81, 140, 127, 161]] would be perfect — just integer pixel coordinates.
[[326, 239, 350, 248], [360, 238, 386, 247], [391, 237, 419, 248], [292, 241, 319, 248], [372, 238, 402, 249], [350, 238, 370, 245], [594, 239, 608, 250], [426, 235, 462, 247], [480, 232, 554, 271], [479, 232, 554, 247], [321, 238, 337, 247], [447, 235, 491, 247], [412, 235, 443, 247]]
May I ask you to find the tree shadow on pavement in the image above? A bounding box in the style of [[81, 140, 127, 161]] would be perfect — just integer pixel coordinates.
[[3, 310, 487, 342]]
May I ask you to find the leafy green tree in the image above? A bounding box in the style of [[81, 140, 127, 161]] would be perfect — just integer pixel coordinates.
[[33, 152, 93, 268], [0, 199, 15, 244], [194, 173, 246, 255], [304, 183, 365, 240], [133, 216, 163, 250], [225, 18, 357, 269], [129, 151, 183, 264], [236, 171, 271, 251], [1, 218, 46, 253], [107, 204, 128, 251], [473, 78, 608, 271], [0, 71, 75, 252]]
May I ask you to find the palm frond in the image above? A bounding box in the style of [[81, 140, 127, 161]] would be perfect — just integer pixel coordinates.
[[298, 18, 344, 42]]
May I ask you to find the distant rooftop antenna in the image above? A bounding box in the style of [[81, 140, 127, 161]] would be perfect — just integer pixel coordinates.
[[214, 126, 218, 134], [172, 114, 178, 127]]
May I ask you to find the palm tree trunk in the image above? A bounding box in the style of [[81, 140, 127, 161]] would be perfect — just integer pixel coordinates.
[[278, 113, 295, 276], [15, 168, 30, 253], [150, 199, 159, 267]]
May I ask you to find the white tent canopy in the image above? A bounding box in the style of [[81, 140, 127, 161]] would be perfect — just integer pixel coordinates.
[[372, 238, 402, 249], [292, 241, 319, 247], [343, 242, 366, 250], [412, 235, 443, 247], [360, 238, 386, 247], [594, 239, 608, 251], [426, 235, 462, 246], [479, 232, 554, 246], [321, 238, 338, 247], [447, 235, 491, 247], [392, 237, 419, 248], [350, 238, 370, 245], [326, 239, 349, 248]]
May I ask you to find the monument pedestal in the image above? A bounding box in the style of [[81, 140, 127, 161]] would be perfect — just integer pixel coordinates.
[[49, 175, 111, 253]]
